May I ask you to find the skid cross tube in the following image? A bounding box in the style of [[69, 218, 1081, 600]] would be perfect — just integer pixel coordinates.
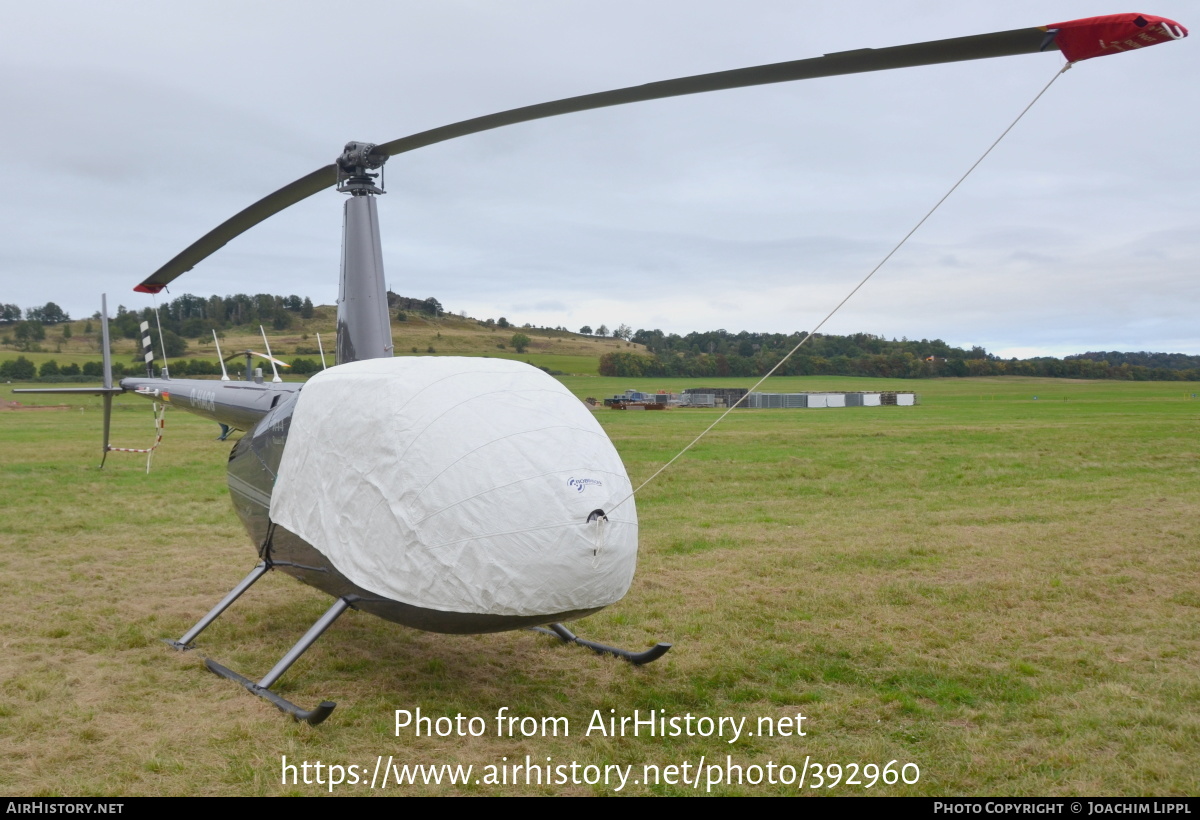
[[205, 596, 351, 725], [164, 562, 268, 651], [532, 622, 672, 665]]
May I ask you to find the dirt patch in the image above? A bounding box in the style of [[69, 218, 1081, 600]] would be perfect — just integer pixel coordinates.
[[1, 400, 69, 411]]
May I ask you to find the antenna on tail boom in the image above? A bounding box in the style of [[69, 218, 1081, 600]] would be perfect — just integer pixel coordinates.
[[258, 327, 282, 383], [213, 331, 231, 381], [152, 305, 170, 379]]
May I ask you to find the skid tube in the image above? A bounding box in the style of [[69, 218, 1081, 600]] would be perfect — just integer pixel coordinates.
[[531, 622, 672, 665], [206, 659, 337, 726], [163, 562, 350, 724], [204, 596, 351, 726]]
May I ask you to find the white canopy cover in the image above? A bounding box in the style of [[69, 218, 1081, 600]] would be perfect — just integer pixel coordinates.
[[270, 357, 638, 617]]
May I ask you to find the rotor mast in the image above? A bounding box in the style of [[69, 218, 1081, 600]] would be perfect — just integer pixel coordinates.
[[335, 142, 394, 365]]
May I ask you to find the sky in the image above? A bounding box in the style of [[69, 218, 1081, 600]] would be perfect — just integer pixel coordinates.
[[0, 1, 1195, 358]]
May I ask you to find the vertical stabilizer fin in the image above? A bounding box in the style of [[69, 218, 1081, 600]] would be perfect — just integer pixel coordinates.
[[100, 295, 113, 467], [100, 295, 113, 391], [100, 394, 112, 469], [11, 294, 124, 469]]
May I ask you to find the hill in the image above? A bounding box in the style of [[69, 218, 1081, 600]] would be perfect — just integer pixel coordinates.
[[0, 303, 643, 379], [5, 295, 1199, 383]]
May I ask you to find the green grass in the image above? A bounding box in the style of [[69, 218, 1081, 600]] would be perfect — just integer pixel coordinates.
[[456, 351, 600, 375], [0, 377, 1197, 795]]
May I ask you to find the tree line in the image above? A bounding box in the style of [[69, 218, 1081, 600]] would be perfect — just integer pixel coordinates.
[[598, 330, 1200, 381], [0, 302, 71, 324], [0, 355, 325, 381], [2, 294, 320, 337], [2, 293, 318, 350], [7, 293, 1199, 382], [108, 293, 316, 338]]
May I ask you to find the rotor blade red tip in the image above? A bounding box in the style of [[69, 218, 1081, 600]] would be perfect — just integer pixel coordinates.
[[134, 283, 166, 294], [1047, 13, 1187, 62]]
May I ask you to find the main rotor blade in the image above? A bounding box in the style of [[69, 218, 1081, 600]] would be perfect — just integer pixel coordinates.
[[138, 15, 1186, 294], [136, 164, 336, 293], [370, 26, 1057, 161]]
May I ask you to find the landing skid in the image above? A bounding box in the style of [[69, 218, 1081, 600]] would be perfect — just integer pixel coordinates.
[[204, 597, 350, 726], [166, 566, 669, 725], [164, 562, 349, 725], [531, 622, 672, 665], [205, 660, 337, 726]]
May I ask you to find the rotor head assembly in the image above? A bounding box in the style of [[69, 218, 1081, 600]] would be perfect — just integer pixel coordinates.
[[336, 141, 386, 195]]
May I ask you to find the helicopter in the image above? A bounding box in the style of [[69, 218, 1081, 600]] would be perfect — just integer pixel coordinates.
[[16, 12, 1186, 724]]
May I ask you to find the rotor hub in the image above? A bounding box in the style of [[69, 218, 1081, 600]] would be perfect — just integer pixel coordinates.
[[336, 141, 386, 195]]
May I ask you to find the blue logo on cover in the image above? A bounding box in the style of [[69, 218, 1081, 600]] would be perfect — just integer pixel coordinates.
[[568, 478, 602, 493]]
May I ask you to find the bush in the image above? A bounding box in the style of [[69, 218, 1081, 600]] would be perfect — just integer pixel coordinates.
[[289, 358, 321, 375], [0, 356, 36, 380], [160, 329, 188, 358]]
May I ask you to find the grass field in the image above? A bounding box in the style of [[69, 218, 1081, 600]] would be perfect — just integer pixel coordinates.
[[1, 376, 1197, 796]]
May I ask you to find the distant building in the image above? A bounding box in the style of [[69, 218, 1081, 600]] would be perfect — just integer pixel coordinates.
[[745, 391, 916, 408], [681, 387, 749, 408]]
